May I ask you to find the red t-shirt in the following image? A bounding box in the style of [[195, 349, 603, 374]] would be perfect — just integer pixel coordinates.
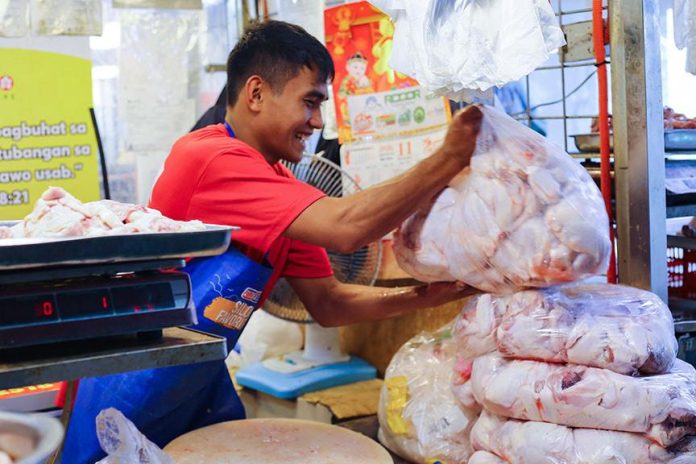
[[149, 124, 333, 303]]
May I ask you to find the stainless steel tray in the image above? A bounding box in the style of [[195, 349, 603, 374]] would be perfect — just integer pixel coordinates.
[[573, 130, 696, 153], [0, 223, 236, 270], [572, 133, 613, 153], [665, 130, 696, 152]]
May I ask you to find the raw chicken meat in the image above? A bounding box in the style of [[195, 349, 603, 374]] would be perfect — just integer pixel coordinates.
[[468, 451, 505, 464], [394, 106, 610, 293], [452, 283, 677, 375], [470, 411, 696, 464], [467, 354, 696, 447], [0, 187, 204, 240], [392, 187, 458, 282], [378, 324, 479, 464]]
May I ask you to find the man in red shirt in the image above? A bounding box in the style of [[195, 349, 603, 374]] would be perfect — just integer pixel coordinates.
[[151, 20, 481, 325], [63, 20, 481, 463]]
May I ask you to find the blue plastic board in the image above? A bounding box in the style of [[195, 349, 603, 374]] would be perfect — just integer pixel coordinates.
[[235, 357, 377, 399]]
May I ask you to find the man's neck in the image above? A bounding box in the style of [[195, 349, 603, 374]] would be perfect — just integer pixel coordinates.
[[225, 109, 278, 165]]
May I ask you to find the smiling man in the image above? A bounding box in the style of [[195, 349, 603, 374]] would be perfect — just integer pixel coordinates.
[[63, 21, 483, 463]]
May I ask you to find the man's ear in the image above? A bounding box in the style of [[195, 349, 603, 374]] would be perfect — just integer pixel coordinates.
[[244, 75, 265, 113]]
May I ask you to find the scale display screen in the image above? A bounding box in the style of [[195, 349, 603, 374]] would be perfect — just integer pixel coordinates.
[[0, 276, 184, 327]]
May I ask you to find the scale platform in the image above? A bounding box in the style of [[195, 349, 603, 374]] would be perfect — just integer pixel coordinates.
[[0, 225, 235, 349], [236, 357, 377, 400]]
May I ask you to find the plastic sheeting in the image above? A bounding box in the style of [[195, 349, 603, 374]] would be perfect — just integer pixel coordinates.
[[452, 283, 677, 375], [394, 105, 610, 293], [95, 408, 174, 464]]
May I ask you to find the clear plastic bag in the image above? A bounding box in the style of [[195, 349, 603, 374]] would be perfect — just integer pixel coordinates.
[[377, 324, 479, 464], [95, 408, 174, 464], [468, 451, 506, 464], [31, 0, 102, 36], [470, 410, 696, 464], [674, 0, 696, 75], [452, 283, 677, 375], [467, 354, 696, 447], [394, 105, 611, 293], [371, 0, 565, 100], [392, 187, 458, 283], [0, 0, 29, 37]]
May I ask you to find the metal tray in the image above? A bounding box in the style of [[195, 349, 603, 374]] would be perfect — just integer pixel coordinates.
[[665, 129, 696, 152], [0, 223, 236, 270], [573, 130, 696, 153], [572, 133, 613, 153]]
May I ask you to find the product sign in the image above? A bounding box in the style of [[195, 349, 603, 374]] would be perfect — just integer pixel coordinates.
[[347, 86, 451, 141], [325, 1, 449, 144], [340, 125, 447, 189], [0, 48, 100, 220]]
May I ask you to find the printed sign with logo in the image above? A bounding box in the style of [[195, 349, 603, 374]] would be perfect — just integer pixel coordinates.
[[347, 87, 450, 141], [325, 2, 452, 144], [0, 48, 101, 220]]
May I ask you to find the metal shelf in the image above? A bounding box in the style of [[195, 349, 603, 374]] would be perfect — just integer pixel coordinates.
[[0, 328, 226, 389]]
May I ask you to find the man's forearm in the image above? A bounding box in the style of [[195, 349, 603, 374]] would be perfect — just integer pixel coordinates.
[[284, 106, 481, 253], [305, 280, 476, 327], [332, 149, 465, 248]]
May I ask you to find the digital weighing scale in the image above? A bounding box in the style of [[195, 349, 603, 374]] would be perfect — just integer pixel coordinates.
[[0, 224, 235, 349]]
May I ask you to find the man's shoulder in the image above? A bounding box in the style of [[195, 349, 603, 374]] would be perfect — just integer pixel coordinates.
[[172, 125, 260, 162]]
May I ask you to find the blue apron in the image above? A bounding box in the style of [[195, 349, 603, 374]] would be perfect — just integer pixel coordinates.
[[62, 122, 273, 464]]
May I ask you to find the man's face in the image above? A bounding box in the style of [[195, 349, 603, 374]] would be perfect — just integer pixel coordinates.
[[259, 67, 327, 164]]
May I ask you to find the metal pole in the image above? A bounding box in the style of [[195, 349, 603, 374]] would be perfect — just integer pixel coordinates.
[[610, 0, 667, 300]]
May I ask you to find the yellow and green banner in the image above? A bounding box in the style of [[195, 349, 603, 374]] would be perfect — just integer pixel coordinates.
[[0, 48, 101, 220]]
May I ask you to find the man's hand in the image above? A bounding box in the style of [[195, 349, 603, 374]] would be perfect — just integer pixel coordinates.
[[414, 281, 480, 308], [438, 104, 484, 169], [289, 276, 480, 327]]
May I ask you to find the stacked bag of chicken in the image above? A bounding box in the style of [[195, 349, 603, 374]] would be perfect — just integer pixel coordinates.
[[378, 105, 696, 463]]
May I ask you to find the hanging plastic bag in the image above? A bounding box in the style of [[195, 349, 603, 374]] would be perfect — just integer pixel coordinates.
[[674, 0, 696, 75], [371, 0, 565, 100], [451, 283, 677, 375], [471, 410, 696, 464], [31, 0, 102, 35], [95, 408, 175, 464], [469, 354, 696, 447], [377, 323, 479, 464], [394, 105, 611, 293], [0, 0, 29, 37]]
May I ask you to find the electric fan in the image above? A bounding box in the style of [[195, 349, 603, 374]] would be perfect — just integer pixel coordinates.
[[235, 154, 382, 399]]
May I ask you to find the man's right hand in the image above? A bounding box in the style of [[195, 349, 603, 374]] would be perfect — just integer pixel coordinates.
[[438, 104, 484, 169]]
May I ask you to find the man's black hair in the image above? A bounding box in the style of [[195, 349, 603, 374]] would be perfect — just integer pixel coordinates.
[[226, 20, 335, 106]]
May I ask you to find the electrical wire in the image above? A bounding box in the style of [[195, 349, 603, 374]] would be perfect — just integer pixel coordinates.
[[510, 68, 598, 117]]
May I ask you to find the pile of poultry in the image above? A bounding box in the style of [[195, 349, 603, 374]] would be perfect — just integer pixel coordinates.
[[381, 105, 696, 463], [0, 187, 204, 239]]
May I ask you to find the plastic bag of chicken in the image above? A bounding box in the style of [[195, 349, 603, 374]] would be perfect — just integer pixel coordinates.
[[377, 323, 479, 464], [393, 105, 611, 293], [470, 411, 696, 464], [451, 282, 677, 375], [467, 354, 696, 447]]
